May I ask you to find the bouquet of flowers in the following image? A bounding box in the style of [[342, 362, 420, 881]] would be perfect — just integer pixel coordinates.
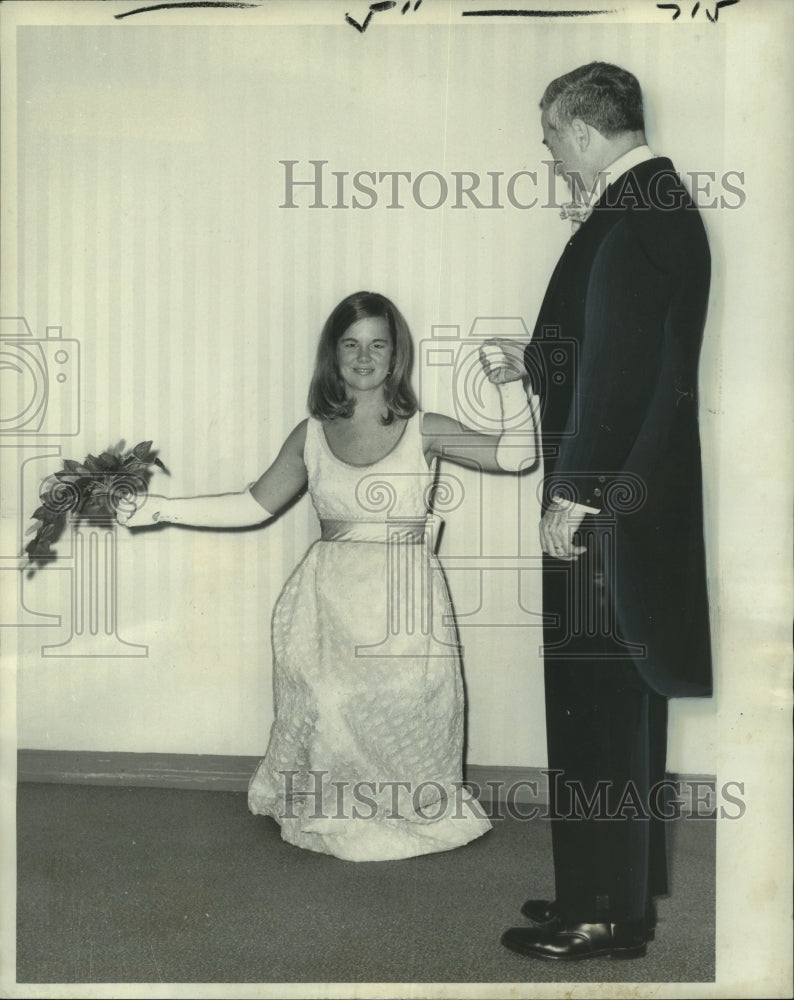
[[24, 440, 166, 574]]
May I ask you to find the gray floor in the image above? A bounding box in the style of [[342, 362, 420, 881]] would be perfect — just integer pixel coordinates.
[[16, 782, 715, 985]]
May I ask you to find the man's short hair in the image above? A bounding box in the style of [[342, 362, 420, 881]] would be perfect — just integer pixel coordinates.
[[541, 62, 645, 137]]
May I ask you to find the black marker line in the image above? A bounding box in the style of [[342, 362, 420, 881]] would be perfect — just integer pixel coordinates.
[[115, 1, 262, 20], [462, 8, 617, 16]]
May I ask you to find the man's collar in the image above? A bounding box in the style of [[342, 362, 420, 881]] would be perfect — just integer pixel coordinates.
[[601, 144, 656, 186], [560, 145, 658, 232]]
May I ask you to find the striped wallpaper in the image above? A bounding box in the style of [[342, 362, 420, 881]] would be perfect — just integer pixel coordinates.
[[10, 20, 725, 768]]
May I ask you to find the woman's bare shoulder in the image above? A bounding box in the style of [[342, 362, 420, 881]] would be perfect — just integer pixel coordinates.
[[422, 411, 462, 434], [280, 418, 309, 456]]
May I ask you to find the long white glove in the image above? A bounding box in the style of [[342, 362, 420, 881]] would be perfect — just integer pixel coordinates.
[[118, 487, 273, 528], [494, 380, 540, 471], [480, 342, 539, 472]]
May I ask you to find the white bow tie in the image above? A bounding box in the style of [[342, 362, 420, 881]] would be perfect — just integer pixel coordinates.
[[560, 202, 593, 233]]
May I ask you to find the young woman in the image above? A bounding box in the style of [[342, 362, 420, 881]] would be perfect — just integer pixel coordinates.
[[120, 291, 537, 861]]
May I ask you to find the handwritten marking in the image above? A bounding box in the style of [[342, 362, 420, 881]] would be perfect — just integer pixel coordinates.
[[656, 0, 740, 21], [115, 1, 261, 20], [461, 8, 617, 16], [346, 0, 422, 32]]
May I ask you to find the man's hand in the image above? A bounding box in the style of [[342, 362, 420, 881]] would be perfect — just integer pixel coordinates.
[[479, 338, 528, 385], [540, 496, 589, 560]]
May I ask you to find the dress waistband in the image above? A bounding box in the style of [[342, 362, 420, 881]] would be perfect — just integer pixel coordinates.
[[319, 517, 436, 544]]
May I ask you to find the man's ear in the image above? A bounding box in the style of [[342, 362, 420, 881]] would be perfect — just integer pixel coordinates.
[[569, 118, 591, 150]]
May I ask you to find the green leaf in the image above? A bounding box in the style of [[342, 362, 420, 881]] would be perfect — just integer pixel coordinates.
[[133, 441, 153, 460]]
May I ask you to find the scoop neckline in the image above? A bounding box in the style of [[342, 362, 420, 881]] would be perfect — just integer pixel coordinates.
[[318, 414, 413, 469]]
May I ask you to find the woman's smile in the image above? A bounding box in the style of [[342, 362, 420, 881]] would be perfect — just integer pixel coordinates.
[[336, 316, 393, 393]]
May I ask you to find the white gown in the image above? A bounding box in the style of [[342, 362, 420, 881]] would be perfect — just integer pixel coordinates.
[[247, 413, 492, 861]]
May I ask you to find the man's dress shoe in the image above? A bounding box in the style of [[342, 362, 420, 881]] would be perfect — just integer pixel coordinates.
[[520, 898, 657, 938], [519, 899, 561, 927], [521, 899, 562, 929], [501, 921, 649, 961]]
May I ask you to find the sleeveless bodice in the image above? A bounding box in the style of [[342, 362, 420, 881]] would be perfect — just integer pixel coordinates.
[[304, 413, 434, 524]]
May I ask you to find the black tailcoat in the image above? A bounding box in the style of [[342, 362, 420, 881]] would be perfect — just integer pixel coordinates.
[[525, 157, 712, 698], [522, 156, 713, 923]]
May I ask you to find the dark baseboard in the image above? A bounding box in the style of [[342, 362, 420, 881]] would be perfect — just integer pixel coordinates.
[[16, 750, 540, 798], [16, 750, 717, 813], [16, 749, 261, 792]]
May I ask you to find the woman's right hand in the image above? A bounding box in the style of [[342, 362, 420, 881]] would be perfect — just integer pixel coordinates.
[[479, 338, 528, 385]]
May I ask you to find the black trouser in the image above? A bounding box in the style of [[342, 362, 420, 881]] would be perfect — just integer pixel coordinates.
[[541, 528, 669, 924]]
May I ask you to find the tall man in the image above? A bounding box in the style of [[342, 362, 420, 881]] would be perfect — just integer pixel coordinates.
[[499, 62, 713, 961]]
